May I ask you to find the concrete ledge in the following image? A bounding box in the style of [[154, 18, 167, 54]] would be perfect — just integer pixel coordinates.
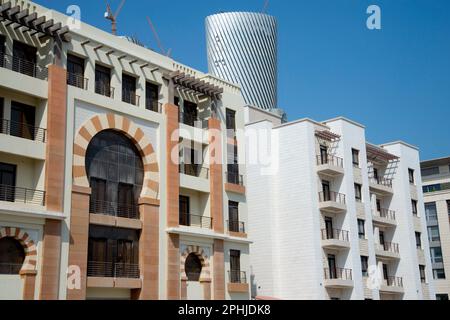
[[116, 217, 142, 229], [224, 183, 246, 195], [115, 278, 142, 289], [139, 197, 160, 206], [227, 283, 249, 293], [87, 277, 114, 288], [87, 277, 142, 289], [89, 214, 143, 230], [228, 231, 248, 239]]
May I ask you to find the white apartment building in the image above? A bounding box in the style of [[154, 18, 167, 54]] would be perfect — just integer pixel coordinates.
[[0, 0, 250, 300], [421, 157, 450, 300], [245, 106, 435, 300]]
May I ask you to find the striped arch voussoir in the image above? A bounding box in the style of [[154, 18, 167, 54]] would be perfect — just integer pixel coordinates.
[[72, 113, 160, 199], [0, 227, 37, 272], [180, 245, 211, 280]]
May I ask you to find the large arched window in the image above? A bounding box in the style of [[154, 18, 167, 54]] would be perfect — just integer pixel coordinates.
[[0, 237, 25, 274], [185, 253, 202, 282], [86, 130, 144, 219]]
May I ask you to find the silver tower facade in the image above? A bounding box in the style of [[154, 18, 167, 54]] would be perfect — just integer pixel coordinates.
[[206, 12, 277, 111]]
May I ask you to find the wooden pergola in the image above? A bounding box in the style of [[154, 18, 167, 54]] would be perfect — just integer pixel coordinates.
[[315, 130, 341, 142], [366, 143, 399, 163], [0, 1, 70, 42], [170, 70, 223, 99]]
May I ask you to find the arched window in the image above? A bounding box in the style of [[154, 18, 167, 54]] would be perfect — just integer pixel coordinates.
[[86, 130, 144, 219], [185, 253, 202, 282], [0, 237, 25, 274]]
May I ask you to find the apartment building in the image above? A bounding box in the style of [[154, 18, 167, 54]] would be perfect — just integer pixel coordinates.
[[246, 107, 435, 300], [421, 157, 450, 300], [0, 0, 250, 300]]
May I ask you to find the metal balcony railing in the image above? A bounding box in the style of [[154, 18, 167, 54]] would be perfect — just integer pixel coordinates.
[[0, 263, 23, 275], [0, 53, 48, 80], [0, 184, 45, 206], [179, 213, 213, 229], [0, 119, 47, 143], [89, 199, 140, 220], [318, 191, 346, 204], [95, 82, 115, 98], [179, 164, 209, 179], [227, 220, 246, 234], [122, 90, 140, 106], [67, 72, 88, 90], [383, 276, 403, 288], [374, 208, 396, 221], [369, 176, 393, 188], [145, 100, 162, 113], [228, 270, 247, 284], [87, 261, 140, 279], [316, 155, 344, 168], [179, 112, 209, 128], [324, 268, 353, 281], [226, 172, 244, 186], [379, 242, 400, 254], [321, 228, 349, 242]]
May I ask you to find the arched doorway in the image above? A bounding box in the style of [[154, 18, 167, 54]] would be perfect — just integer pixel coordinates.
[[0, 237, 25, 275], [185, 253, 204, 300]]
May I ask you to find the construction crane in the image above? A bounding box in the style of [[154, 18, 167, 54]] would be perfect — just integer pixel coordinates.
[[146, 16, 172, 57], [104, 0, 126, 35], [262, 0, 270, 13]]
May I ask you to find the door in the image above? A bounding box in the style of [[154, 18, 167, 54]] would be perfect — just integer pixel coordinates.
[[320, 145, 328, 165], [322, 181, 331, 201], [373, 168, 379, 182], [228, 201, 240, 232], [383, 264, 389, 284], [325, 217, 333, 239], [0, 163, 16, 202], [12, 41, 36, 76], [10, 102, 35, 140], [179, 196, 190, 226], [376, 199, 382, 213], [185, 253, 204, 300], [328, 254, 337, 279], [379, 231, 386, 249], [88, 238, 108, 277], [230, 250, 241, 283]]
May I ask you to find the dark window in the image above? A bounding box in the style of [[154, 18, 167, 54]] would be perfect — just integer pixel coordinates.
[[425, 203, 438, 223], [325, 217, 333, 239], [433, 269, 446, 280], [67, 54, 85, 88], [10, 101, 36, 141], [412, 200, 418, 216], [227, 144, 240, 184], [86, 130, 143, 219], [373, 168, 379, 181], [320, 145, 328, 165], [179, 196, 190, 226], [361, 256, 369, 277], [185, 253, 202, 281], [226, 108, 236, 135], [423, 184, 442, 193], [379, 231, 385, 247], [0, 35, 5, 68], [415, 232, 422, 249], [421, 167, 439, 177], [419, 265, 426, 283], [180, 100, 198, 127], [145, 82, 159, 112], [428, 226, 441, 243], [431, 247, 443, 263], [0, 162, 17, 202], [230, 250, 241, 283], [354, 183, 362, 202], [408, 168, 415, 184], [352, 149, 359, 167], [95, 64, 112, 97], [327, 254, 337, 279], [122, 73, 137, 105], [447, 200, 450, 217], [358, 219, 365, 239], [228, 201, 240, 233], [376, 199, 382, 212], [322, 180, 331, 201], [12, 41, 36, 76], [0, 237, 25, 274], [436, 294, 449, 301]]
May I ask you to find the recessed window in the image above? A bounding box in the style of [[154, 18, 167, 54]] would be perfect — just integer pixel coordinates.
[[67, 54, 86, 89], [352, 149, 360, 167], [428, 226, 441, 243], [425, 203, 438, 223], [433, 269, 446, 280], [411, 200, 418, 216], [430, 247, 443, 263], [145, 82, 159, 112], [230, 250, 243, 283], [361, 256, 369, 277], [95, 64, 112, 97], [436, 294, 449, 301], [415, 232, 422, 249], [408, 168, 415, 184], [357, 219, 365, 239], [354, 183, 362, 202], [419, 265, 426, 283], [122, 73, 138, 105]]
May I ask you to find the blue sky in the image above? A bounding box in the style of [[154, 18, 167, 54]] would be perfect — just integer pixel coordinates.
[[36, 0, 450, 160]]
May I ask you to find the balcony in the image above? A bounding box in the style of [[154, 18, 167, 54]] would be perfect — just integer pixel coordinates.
[[89, 199, 139, 220], [122, 90, 140, 106], [179, 213, 213, 230], [323, 268, 353, 288], [369, 177, 393, 195], [321, 229, 350, 250], [316, 155, 345, 176], [372, 209, 397, 227], [67, 72, 88, 90], [87, 261, 140, 279], [179, 112, 209, 129], [225, 172, 246, 195], [0, 119, 46, 143], [380, 276, 404, 294], [0, 185, 45, 206], [227, 220, 246, 236], [179, 164, 210, 179], [0, 53, 48, 80], [227, 270, 249, 293], [318, 192, 347, 213], [95, 83, 115, 99], [375, 242, 400, 260]]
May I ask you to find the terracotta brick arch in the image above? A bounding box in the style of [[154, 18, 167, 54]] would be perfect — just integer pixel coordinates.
[[0, 227, 37, 272], [72, 114, 160, 199], [180, 245, 211, 280]]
